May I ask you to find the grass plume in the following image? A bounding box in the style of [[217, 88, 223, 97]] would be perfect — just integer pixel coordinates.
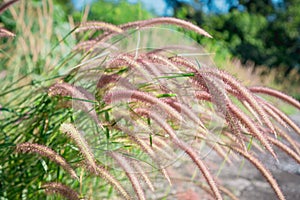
[[119, 17, 213, 38], [250, 86, 300, 110], [42, 182, 80, 200], [0, 0, 19, 14], [231, 146, 285, 200], [60, 123, 98, 173], [59, 123, 131, 200], [2, 11, 300, 199], [76, 21, 124, 33], [16, 142, 78, 179], [109, 152, 146, 200], [49, 82, 104, 129]]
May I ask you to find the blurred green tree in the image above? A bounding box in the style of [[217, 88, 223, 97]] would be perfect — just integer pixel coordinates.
[[166, 0, 300, 74], [70, 0, 152, 24]]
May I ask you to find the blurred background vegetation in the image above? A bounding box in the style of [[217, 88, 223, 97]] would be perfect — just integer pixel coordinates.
[[1, 0, 299, 99]]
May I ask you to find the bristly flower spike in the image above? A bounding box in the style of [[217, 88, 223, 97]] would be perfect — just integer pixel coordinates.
[[60, 123, 132, 200], [0, 0, 19, 14], [231, 146, 285, 200], [200, 68, 278, 137], [0, 28, 15, 37], [109, 152, 146, 200], [227, 102, 277, 159], [16, 142, 78, 179], [76, 21, 123, 33], [42, 182, 81, 200], [120, 17, 213, 38], [250, 86, 300, 110], [48, 82, 104, 129], [60, 123, 98, 173]]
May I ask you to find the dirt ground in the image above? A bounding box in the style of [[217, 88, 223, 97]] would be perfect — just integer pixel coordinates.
[[159, 113, 300, 200], [218, 113, 300, 200]]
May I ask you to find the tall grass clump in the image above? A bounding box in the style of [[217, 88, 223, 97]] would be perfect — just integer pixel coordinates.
[[0, 0, 77, 107], [1, 2, 300, 200]]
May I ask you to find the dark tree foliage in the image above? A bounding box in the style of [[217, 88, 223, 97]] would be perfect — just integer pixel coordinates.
[[53, 0, 74, 13], [239, 0, 275, 16], [165, 0, 300, 74]]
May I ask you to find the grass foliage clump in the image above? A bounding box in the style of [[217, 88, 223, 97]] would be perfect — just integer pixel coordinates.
[[1, 1, 300, 200]]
